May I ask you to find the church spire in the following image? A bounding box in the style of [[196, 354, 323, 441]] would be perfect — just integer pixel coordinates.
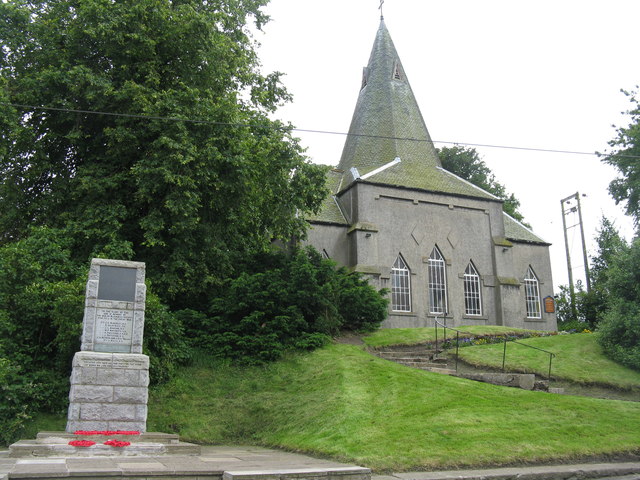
[[337, 19, 441, 180], [335, 20, 497, 201]]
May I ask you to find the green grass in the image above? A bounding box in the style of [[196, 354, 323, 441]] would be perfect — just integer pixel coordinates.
[[363, 325, 537, 348], [455, 333, 640, 391], [147, 343, 640, 471]]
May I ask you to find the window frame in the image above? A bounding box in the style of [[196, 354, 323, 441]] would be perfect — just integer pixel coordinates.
[[463, 261, 482, 316], [391, 255, 411, 312], [428, 246, 448, 315], [524, 266, 542, 319]]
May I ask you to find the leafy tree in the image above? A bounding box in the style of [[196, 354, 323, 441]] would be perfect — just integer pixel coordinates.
[[579, 216, 628, 328], [597, 238, 640, 371], [0, 0, 327, 308], [437, 146, 528, 225], [601, 87, 640, 226]]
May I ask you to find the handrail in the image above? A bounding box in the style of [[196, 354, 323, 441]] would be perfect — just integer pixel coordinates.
[[433, 318, 556, 381]]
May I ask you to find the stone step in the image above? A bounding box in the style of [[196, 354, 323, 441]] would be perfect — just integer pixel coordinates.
[[375, 351, 436, 359], [395, 361, 451, 369], [419, 366, 457, 375], [36, 431, 181, 445], [455, 372, 536, 390], [10, 432, 201, 458]]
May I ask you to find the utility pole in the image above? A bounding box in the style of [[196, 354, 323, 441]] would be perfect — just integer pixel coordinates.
[[560, 192, 591, 320]]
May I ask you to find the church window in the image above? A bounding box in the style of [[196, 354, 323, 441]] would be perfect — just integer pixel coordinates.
[[428, 247, 447, 314], [524, 267, 541, 318], [391, 255, 411, 312], [464, 262, 482, 316]]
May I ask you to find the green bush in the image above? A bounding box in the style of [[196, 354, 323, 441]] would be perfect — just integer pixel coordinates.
[[597, 238, 640, 371], [190, 247, 387, 363], [0, 357, 35, 445], [598, 300, 640, 371]]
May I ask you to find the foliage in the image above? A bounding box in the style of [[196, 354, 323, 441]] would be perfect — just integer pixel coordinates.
[[597, 238, 640, 371], [189, 247, 388, 363], [0, 0, 328, 308], [556, 217, 628, 329], [437, 146, 528, 225], [0, 356, 35, 445], [601, 87, 640, 226]]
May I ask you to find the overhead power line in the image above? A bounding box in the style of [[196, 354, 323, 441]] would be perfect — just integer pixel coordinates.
[[3, 101, 639, 160]]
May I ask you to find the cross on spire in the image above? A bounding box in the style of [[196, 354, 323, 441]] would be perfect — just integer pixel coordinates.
[[378, 0, 384, 19]]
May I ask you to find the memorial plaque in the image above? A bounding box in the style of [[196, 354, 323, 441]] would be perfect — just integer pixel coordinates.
[[94, 308, 134, 353], [98, 266, 137, 302]]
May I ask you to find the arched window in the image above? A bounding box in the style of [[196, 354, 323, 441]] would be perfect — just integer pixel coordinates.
[[464, 262, 482, 316], [524, 267, 541, 318], [428, 247, 447, 314], [391, 255, 411, 312]]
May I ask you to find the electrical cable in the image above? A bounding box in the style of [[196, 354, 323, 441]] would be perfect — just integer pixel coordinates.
[[2, 101, 639, 160]]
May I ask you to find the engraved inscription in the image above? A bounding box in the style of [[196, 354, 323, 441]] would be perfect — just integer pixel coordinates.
[[95, 308, 133, 345]]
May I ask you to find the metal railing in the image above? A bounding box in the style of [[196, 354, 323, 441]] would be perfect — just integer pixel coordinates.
[[433, 318, 556, 380]]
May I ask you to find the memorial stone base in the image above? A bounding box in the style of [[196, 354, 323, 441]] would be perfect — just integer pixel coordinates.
[[66, 351, 149, 433]]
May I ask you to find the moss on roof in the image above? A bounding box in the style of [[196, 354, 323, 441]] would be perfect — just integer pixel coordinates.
[[503, 213, 549, 245], [305, 169, 348, 225], [336, 20, 497, 201]]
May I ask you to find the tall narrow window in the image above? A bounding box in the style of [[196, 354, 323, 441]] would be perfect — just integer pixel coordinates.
[[428, 247, 447, 314], [464, 262, 482, 316], [524, 267, 541, 318], [391, 255, 411, 312]]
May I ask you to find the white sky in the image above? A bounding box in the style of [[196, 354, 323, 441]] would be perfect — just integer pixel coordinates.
[[256, 0, 639, 290]]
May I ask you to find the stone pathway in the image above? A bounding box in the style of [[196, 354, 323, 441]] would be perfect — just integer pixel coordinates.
[[0, 445, 369, 480], [373, 462, 640, 480], [1, 446, 638, 480]]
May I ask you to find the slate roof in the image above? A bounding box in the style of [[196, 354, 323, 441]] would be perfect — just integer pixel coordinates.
[[335, 20, 498, 201], [503, 213, 550, 245], [305, 168, 348, 225]]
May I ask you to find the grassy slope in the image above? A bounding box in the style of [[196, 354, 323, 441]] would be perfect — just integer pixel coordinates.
[[147, 343, 640, 471], [455, 333, 640, 390], [363, 326, 536, 348]]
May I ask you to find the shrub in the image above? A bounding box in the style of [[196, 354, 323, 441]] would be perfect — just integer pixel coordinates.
[[597, 238, 640, 371], [190, 247, 387, 363], [0, 356, 36, 446], [598, 299, 640, 371]]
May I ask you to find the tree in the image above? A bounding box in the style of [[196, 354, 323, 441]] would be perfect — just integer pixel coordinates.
[[437, 146, 528, 225], [597, 238, 640, 371], [601, 87, 640, 226], [0, 0, 327, 308]]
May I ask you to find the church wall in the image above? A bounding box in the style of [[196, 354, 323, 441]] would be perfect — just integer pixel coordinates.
[[305, 182, 557, 332], [508, 242, 558, 331], [344, 182, 506, 329], [305, 223, 350, 266]]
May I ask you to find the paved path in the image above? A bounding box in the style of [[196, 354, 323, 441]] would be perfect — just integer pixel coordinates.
[[373, 462, 640, 480], [1, 446, 638, 480], [0, 446, 367, 479]]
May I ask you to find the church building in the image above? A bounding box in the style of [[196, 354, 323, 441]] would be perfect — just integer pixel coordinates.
[[304, 19, 557, 331]]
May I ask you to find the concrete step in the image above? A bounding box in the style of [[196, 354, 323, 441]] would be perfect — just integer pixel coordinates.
[[375, 351, 436, 359], [36, 431, 181, 445], [455, 372, 536, 390], [419, 367, 457, 375], [10, 432, 201, 458]]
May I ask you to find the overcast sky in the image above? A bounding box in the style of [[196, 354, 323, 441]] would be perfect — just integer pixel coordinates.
[[256, 0, 639, 289]]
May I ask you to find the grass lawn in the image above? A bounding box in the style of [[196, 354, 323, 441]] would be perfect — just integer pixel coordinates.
[[146, 342, 640, 471], [363, 325, 537, 348], [455, 332, 640, 391]]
